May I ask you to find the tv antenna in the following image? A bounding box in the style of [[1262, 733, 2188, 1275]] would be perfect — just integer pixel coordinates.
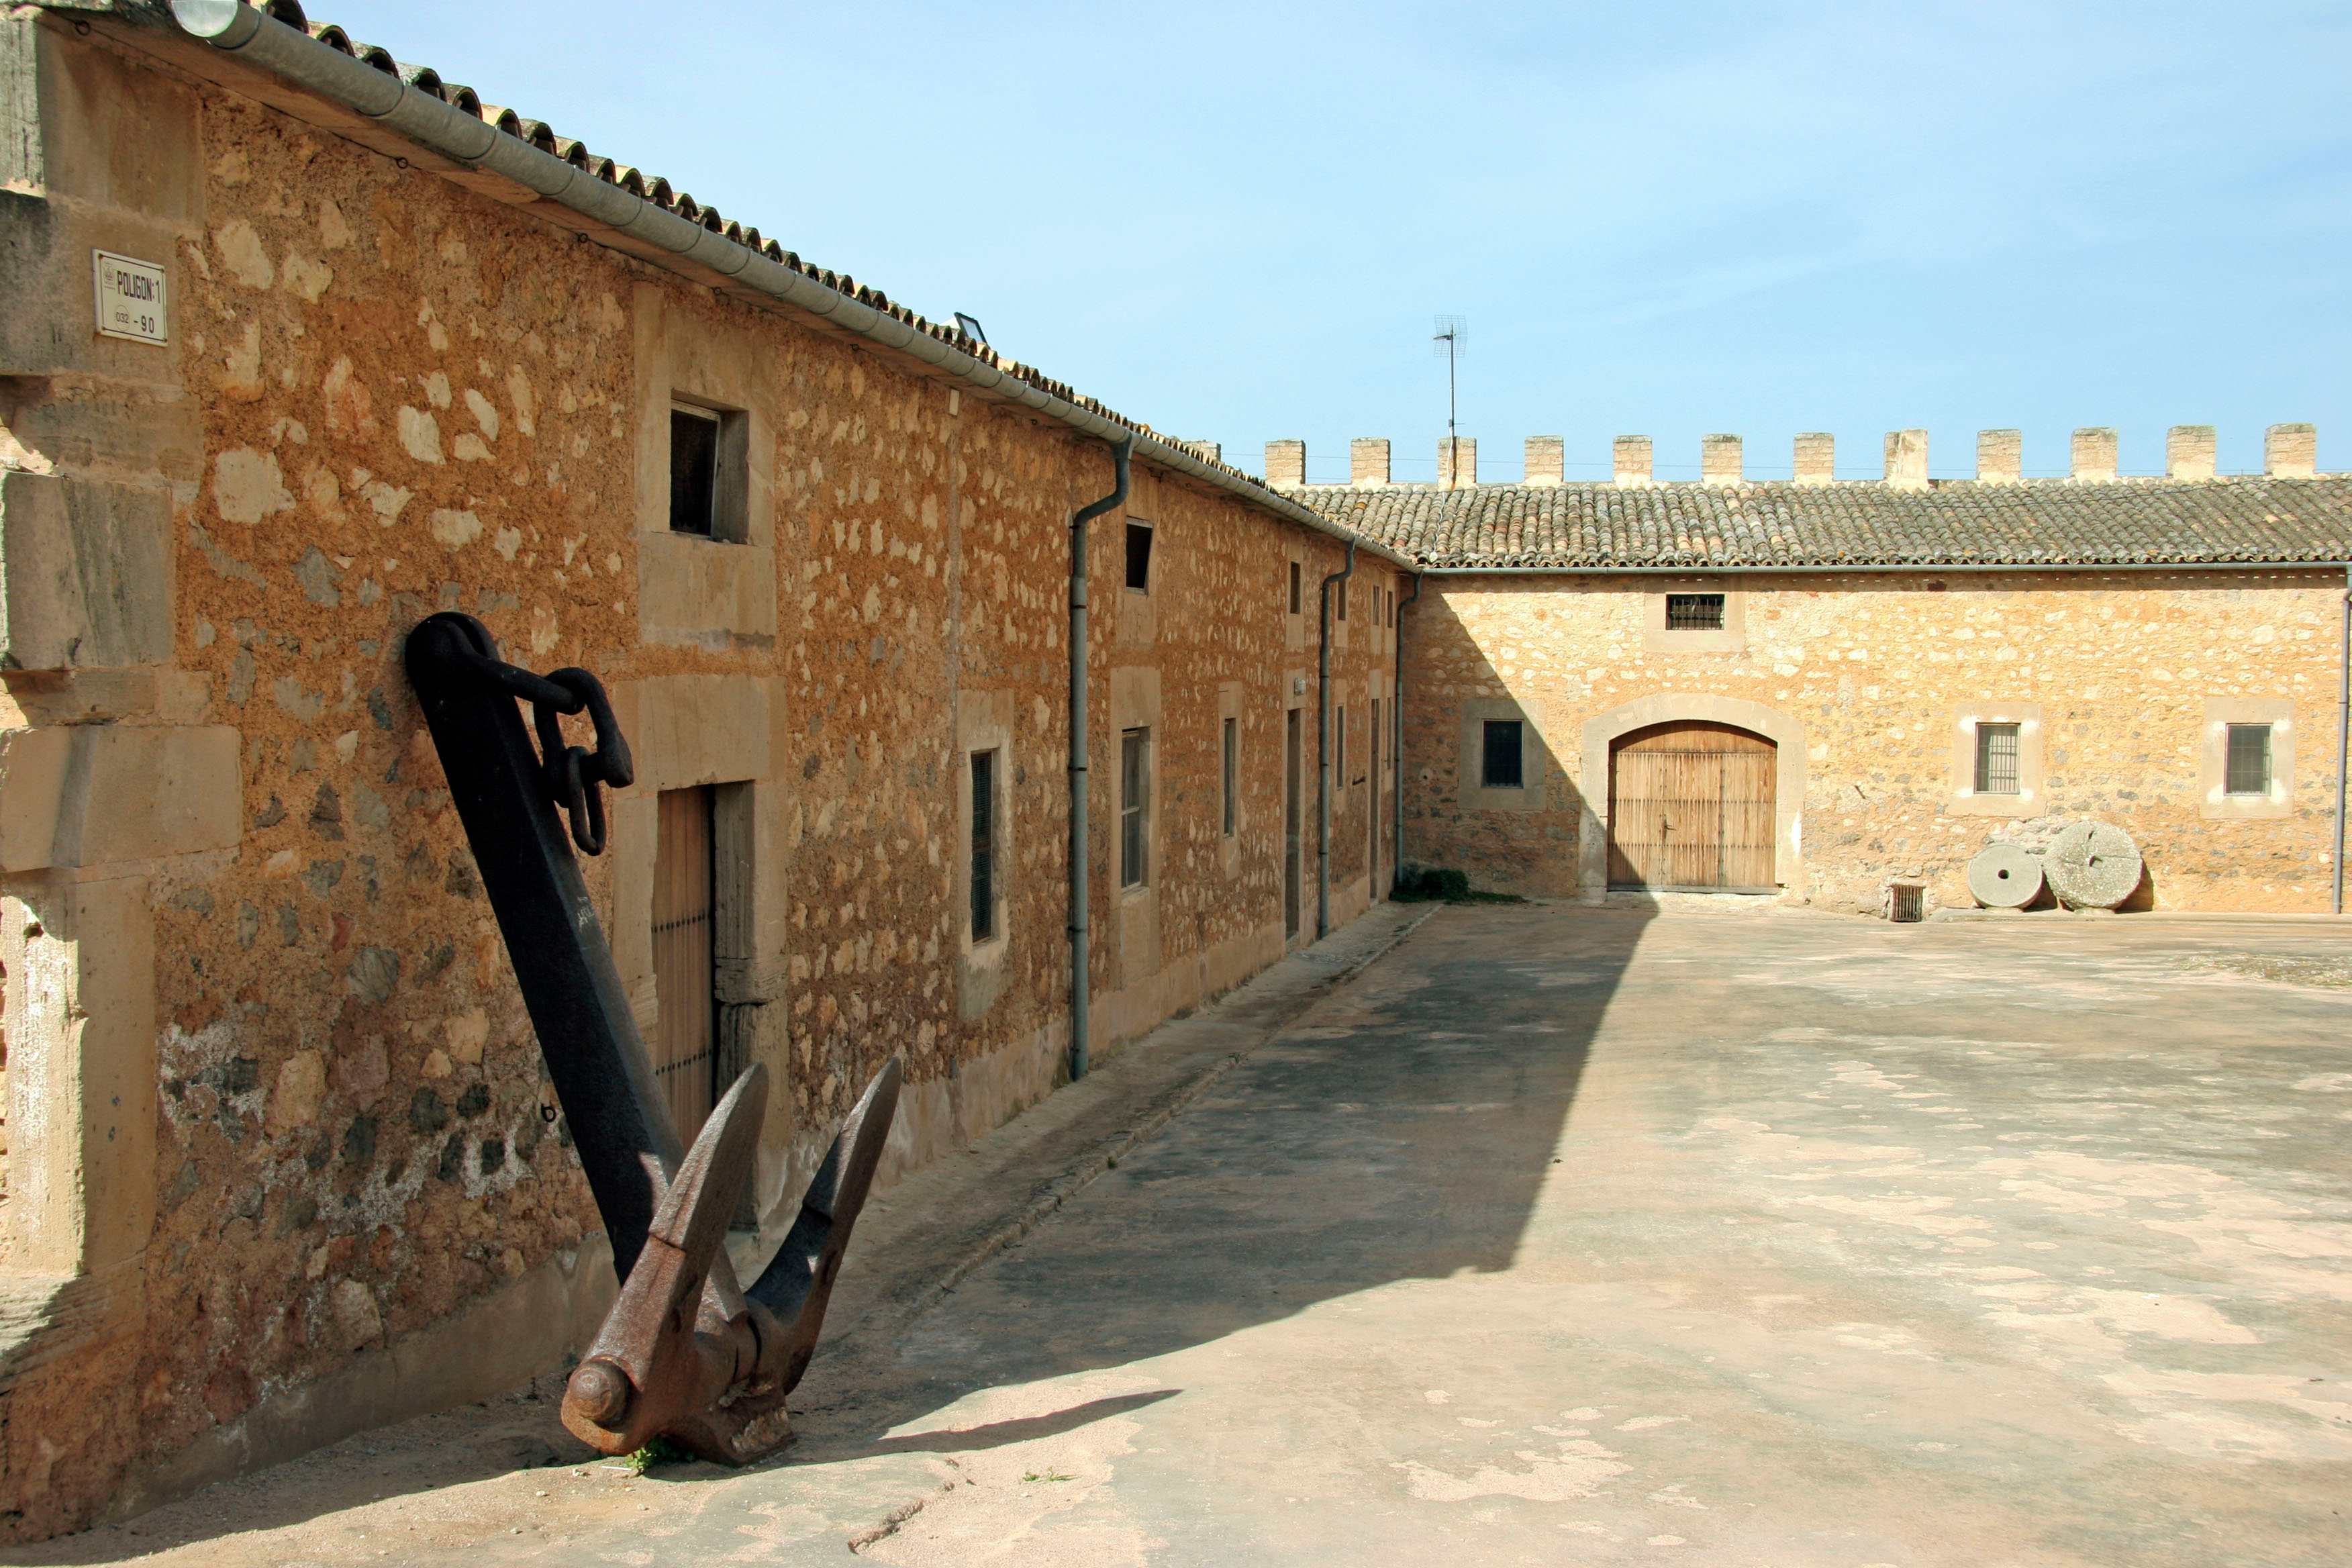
[[1432, 314, 1467, 449]]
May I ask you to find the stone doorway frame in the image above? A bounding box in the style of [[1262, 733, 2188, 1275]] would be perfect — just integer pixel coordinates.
[[1577, 695, 1808, 900]]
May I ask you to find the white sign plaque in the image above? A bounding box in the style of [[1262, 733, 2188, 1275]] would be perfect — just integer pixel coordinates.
[[92, 250, 168, 344]]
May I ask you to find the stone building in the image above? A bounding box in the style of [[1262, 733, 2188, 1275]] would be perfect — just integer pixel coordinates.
[[1285, 429, 2351, 914], [0, 0, 1410, 1535], [1, 0, 2347, 1544]]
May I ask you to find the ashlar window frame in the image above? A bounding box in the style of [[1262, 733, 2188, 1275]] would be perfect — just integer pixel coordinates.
[[2200, 697, 2294, 820], [1643, 583, 1746, 652], [1945, 703, 2045, 818]]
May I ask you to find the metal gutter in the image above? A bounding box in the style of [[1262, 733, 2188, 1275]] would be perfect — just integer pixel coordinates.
[[1402, 554, 2352, 573], [157, 0, 1410, 571], [1067, 440, 1131, 1082], [1414, 560, 2351, 577]]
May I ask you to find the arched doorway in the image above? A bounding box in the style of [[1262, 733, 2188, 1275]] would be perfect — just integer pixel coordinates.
[[1607, 721, 1777, 891]]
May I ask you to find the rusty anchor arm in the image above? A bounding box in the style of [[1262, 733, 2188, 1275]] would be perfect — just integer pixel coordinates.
[[403, 611, 901, 1462]]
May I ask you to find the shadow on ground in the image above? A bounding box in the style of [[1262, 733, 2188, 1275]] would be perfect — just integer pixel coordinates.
[[785, 902, 1657, 1456], [1, 901, 1654, 1563]]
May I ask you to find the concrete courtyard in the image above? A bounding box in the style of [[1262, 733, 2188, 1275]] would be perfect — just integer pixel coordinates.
[[19, 905, 2352, 1567]]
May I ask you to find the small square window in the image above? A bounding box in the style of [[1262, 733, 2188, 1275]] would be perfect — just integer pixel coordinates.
[[1482, 720, 1523, 789], [1125, 522, 1153, 591], [969, 750, 997, 940], [1975, 722, 2020, 795], [1288, 561, 1302, 615], [1120, 728, 1149, 888], [2225, 724, 2272, 795], [1665, 593, 1725, 631], [669, 405, 720, 536]]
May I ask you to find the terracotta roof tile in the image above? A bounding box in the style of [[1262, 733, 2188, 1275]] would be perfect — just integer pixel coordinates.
[[1287, 478, 2352, 570], [219, 1, 1272, 500]]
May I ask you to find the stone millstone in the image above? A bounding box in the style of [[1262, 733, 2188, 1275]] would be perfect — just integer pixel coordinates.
[[2044, 820, 2143, 910], [1966, 843, 2044, 909]]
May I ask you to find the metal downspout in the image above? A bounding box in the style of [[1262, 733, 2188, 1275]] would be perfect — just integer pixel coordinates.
[[1393, 573, 1422, 891], [2337, 563, 2349, 914], [1317, 540, 1357, 939], [1068, 438, 1131, 1081]]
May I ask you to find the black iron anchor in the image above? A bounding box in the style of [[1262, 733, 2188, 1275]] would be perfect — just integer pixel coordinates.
[[405, 611, 897, 1461]]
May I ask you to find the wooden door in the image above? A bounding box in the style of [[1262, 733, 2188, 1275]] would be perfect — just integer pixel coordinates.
[[653, 785, 717, 1148], [1607, 722, 1775, 890]]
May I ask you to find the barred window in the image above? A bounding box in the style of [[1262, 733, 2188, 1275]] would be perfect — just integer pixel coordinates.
[[1120, 728, 1149, 887], [1665, 593, 1725, 631], [1975, 723, 2021, 795], [969, 750, 997, 940], [2225, 724, 2273, 795], [1482, 720, 1524, 789]]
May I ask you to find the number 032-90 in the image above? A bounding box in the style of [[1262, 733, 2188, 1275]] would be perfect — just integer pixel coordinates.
[[93, 250, 168, 346]]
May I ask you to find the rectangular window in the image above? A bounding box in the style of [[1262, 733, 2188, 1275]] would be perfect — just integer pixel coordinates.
[[1336, 705, 1347, 786], [969, 750, 997, 940], [2225, 723, 2273, 795], [1481, 720, 1524, 789], [1975, 722, 2021, 795], [1665, 593, 1726, 631], [1124, 522, 1153, 591], [1288, 561, 1302, 615], [1338, 579, 1349, 621], [1222, 716, 1238, 837], [1120, 728, 1149, 888], [669, 405, 720, 536]]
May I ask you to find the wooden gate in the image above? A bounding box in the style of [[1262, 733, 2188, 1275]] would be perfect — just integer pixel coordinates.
[[653, 785, 717, 1148], [1607, 722, 1776, 891]]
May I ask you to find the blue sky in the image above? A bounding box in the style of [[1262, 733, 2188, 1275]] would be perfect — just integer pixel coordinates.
[[328, 2, 2348, 484]]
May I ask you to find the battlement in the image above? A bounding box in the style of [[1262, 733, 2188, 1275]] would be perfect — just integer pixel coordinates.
[[1269, 425, 2323, 488]]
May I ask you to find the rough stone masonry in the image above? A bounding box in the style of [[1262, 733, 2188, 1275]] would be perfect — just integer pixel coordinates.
[[0, 3, 1406, 1538], [0, 0, 2347, 1545]]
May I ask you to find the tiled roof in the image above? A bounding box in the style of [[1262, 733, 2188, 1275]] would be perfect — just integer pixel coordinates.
[[204, 0, 1281, 500], [1286, 477, 2352, 570]]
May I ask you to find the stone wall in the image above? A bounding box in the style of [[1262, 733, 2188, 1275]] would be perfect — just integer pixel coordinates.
[[0, 16, 1400, 1537], [1405, 573, 2344, 912]]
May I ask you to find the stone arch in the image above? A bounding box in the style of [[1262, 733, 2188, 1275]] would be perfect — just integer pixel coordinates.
[[1577, 695, 1808, 898]]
